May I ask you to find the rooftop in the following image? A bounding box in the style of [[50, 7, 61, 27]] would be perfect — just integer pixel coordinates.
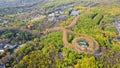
[[0, 43, 17, 51], [70, 10, 80, 16], [78, 41, 89, 47]]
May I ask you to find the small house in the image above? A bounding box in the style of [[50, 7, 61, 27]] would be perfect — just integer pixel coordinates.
[[70, 10, 80, 16], [48, 13, 55, 17], [55, 10, 63, 15], [78, 41, 88, 47], [57, 15, 66, 20], [48, 17, 56, 21], [4, 43, 17, 49]]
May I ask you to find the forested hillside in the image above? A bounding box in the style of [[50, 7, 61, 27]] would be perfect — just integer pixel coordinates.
[[0, 0, 120, 68]]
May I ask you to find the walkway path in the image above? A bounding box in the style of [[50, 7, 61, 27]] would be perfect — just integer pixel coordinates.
[[42, 16, 99, 54], [0, 3, 99, 54]]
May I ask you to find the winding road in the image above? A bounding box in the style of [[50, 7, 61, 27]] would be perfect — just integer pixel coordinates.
[[41, 2, 100, 54], [42, 15, 99, 54], [0, 2, 100, 54]]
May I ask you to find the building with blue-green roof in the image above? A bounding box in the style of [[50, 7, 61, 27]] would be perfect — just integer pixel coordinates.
[[78, 41, 88, 47]]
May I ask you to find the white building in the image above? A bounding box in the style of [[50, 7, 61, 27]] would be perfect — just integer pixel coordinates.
[[4, 44, 17, 49], [48, 13, 55, 17], [70, 10, 80, 16]]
